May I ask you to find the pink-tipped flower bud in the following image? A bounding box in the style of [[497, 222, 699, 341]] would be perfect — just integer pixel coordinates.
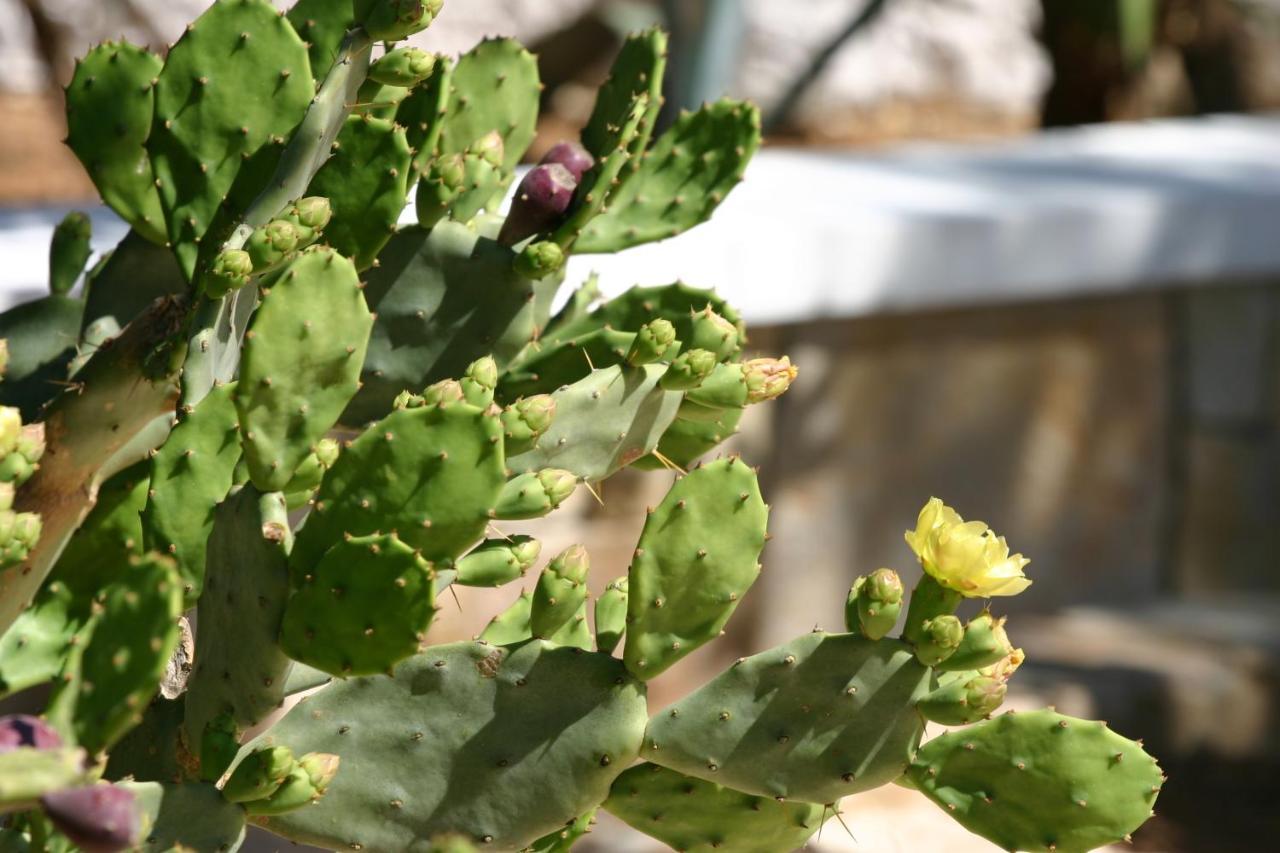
[[744, 356, 798, 404]]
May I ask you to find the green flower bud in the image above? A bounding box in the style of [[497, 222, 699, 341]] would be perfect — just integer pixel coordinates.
[[368, 46, 436, 87], [355, 0, 443, 42], [660, 348, 718, 391], [205, 249, 254, 298], [687, 306, 740, 361], [915, 614, 965, 666], [421, 379, 464, 407], [536, 468, 577, 508], [514, 241, 565, 279], [470, 130, 504, 169], [291, 196, 332, 231], [627, 319, 677, 366]]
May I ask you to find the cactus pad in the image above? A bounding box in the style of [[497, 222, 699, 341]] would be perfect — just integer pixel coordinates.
[[439, 38, 540, 173], [291, 401, 505, 570], [307, 115, 412, 269], [281, 531, 436, 676], [124, 780, 247, 853], [65, 42, 167, 245], [141, 381, 240, 602], [907, 709, 1163, 852], [581, 30, 666, 165], [148, 0, 315, 274], [507, 364, 683, 482], [237, 248, 372, 492], [624, 458, 768, 680], [258, 639, 647, 850], [183, 487, 293, 751], [286, 0, 355, 79], [604, 762, 827, 853], [576, 101, 760, 254], [643, 632, 930, 803]]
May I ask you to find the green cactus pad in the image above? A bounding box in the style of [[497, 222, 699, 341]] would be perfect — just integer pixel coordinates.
[[47, 553, 185, 754], [148, 0, 315, 275], [576, 101, 760, 254], [183, 486, 294, 752], [636, 405, 744, 470], [643, 632, 930, 803], [539, 282, 743, 355], [292, 401, 505, 572], [593, 577, 628, 655], [604, 762, 827, 853], [479, 589, 533, 645], [347, 222, 563, 424], [141, 381, 240, 602], [286, 0, 356, 79], [907, 710, 1164, 852], [50, 461, 149, 603], [624, 458, 767, 680], [237, 248, 372, 492], [439, 38, 540, 174], [497, 326, 638, 399], [103, 696, 186, 784], [281, 531, 436, 676], [581, 29, 667, 165], [0, 293, 84, 420], [258, 639, 646, 850], [307, 115, 412, 269], [506, 364, 683, 482], [49, 211, 93, 296], [124, 780, 247, 853], [0, 581, 81, 698], [65, 42, 167, 245]]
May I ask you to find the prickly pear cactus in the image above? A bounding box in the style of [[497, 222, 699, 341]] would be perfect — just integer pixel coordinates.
[[0, 3, 1161, 851]]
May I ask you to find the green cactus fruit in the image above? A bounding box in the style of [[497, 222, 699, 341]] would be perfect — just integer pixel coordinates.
[[514, 241, 566, 279], [245, 220, 302, 273], [256, 639, 647, 850], [439, 38, 540, 175], [0, 422, 44, 487], [204, 250, 254, 298], [293, 402, 505, 570], [845, 568, 904, 640], [49, 211, 92, 296], [915, 614, 965, 666], [492, 468, 578, 520], [122, 780, 247, 852], [499, 395, 556, 455], [902, 573, 963, 645], [581, 29, 666, 166], [576, 100, 760, 254], [936, 612, 1015, 672], [349, 219, 564, 423], [604, 762, 828, 853], [148, 0, 315, 276], [141, 381, 241, 602], [479, 589, 533, 645], [626, 319, 678, 366], [686, 307, 740, 362], [624, 457, 768, 680], [907, 710, 1163, 852], [282, 437, 341, 510], [531, 544, 590, 639], [64, 42, 166, 245], [506, 365, 683, 483], [916, 672, 1007, 725], [660, 348, 718, 391], [198, 713, 239, 784], [0, 507, 42, 569], [281, 532, 436, 676], [355, 0, 443, 41], [416, 153, 467, 229], [643, 632, 930, 802], [306, 115, 412, 269], [593, 577, 628, 655], [461, 356, 498, 408], [743, 356, 798, 403], [237, 248, 372, 492], [455, 536, 540, 587], [183, 487, 293, 755], [46, 553, 184, 754], [222, 745, 296, 803], [245, 752, 340, 816], [368, 46, 436, 87], [287, 0, 356, 79]]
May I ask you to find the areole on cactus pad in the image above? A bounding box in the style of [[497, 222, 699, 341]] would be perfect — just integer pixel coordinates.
[[0, 1, 1160, 851]]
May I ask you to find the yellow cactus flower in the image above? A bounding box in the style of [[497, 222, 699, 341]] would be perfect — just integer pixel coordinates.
[[904, 497, 1031, 597]]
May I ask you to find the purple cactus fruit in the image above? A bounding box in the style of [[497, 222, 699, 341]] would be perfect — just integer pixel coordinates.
[[0, 714, 62, 753], [538, 141, 594, 182], [497, 163, 578, 246], [40, 784, 141, 853]]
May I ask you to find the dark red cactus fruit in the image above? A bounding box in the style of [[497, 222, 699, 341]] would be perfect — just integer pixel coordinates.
[[0, 714, 62, 753], [538, 141, 594, 182], [497, 163, 578, 246], [40, 784, 141, 853]]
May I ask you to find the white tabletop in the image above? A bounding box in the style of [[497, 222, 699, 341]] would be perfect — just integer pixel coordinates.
[[4, 113, 1279, 323]]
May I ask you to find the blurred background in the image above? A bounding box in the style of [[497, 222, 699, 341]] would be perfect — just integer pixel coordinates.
[[3, 1, 1280, 851]]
